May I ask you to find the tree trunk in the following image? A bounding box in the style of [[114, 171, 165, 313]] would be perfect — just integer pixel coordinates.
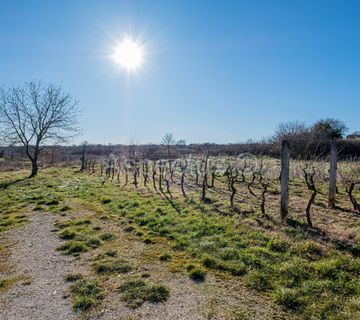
[[181, 173, 186, 198], [260, 183, 268, 215], [230, 178, 236, 208], [348, 183, 360, 212], [201, 174, 207, 202], [80, 151, 86, 171], [306, 190, 317, 228], [31, 159, 38, 177], [211, 173, 215, 188]]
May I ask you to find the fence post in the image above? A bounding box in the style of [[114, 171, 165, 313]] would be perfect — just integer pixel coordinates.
[[328, 140, 337, 209], [280, 140, 290, 222]]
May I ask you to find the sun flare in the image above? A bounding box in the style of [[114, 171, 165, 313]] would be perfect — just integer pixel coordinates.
[[113, 37, 144, 72]]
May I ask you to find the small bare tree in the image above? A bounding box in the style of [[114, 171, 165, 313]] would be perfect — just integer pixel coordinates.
[[0, 81, 80, 177], [162, 133, 175, 160]]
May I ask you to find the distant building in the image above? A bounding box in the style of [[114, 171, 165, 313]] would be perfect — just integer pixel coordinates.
[[347, 132, 360, 140]]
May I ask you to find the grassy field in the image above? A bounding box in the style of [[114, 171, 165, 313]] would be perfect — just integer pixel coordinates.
[[1, 164, 360, 319]]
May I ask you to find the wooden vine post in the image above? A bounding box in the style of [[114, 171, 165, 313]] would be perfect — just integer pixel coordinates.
[[280, 140, 290, 222]]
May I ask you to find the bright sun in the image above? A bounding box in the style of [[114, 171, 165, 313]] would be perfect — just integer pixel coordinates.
[[113, 37, 144, 72]]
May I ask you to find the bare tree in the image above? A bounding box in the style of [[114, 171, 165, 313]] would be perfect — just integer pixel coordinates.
[[0, 81, 80, 177], [162, 133, 175, 159]]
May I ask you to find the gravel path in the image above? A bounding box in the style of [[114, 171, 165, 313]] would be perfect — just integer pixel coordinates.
[[0, 212, 77, 320]]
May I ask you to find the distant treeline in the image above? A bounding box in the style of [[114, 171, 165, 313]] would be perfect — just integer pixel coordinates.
[[1, 139, 360, 165]]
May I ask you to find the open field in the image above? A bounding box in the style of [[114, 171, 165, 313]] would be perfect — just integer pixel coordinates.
[[1, 157, 360, 319]]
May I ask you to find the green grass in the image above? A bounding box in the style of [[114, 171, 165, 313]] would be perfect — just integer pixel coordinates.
[[1, 166, 360, 318]]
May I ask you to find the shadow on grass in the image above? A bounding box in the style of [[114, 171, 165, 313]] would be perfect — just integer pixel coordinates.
[[285, 217, 360, 257], [0, 177, 30, 190]]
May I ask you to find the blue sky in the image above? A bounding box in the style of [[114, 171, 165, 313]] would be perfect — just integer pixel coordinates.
[[0, 0, 359, 144]]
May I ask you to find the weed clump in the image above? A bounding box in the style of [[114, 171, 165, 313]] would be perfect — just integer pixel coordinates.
[[86, 237, 102, 248], [159, 252, 172, 261], [94, 260, 133, 274], [59, 228, 76, 240], [101, 197, 112, 204], [186, 265, 206, 282], [45, 199, 59, 206], [274, 288, 306, 311], [105, 249, 117, 257], [245, 271, 273, 291], [71, 279, 102, 311], [99, 232, 115, 241], [65, 273, 83, 282], [60, 205, 71, 212], [58, 241, 88, 255], [118, 279, 170, 308]]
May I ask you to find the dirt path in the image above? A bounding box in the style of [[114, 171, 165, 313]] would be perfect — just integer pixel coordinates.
[[0, 212, 77, 320]]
